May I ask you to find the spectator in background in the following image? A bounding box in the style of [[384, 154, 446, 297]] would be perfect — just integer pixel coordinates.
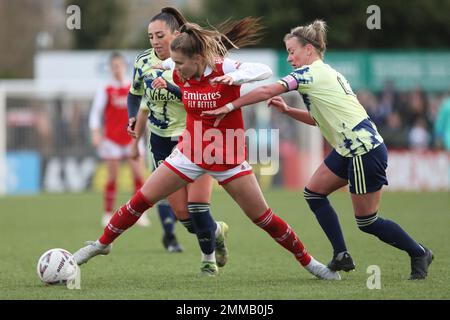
[[434, 92, 450, 186], [395, 90, 411, 122], [358, 90, 386, 127], [407, 87, 431, 128], [380, 112, 408, 149], [434, 93, 450, 150], [377, 80, 396, 125], [408, 118, 431, 149]]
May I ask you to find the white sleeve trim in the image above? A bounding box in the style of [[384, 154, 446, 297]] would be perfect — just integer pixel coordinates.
[[162, 58, 175, 70], [222, 58, 272, 85], [89, 87, 107, 130]]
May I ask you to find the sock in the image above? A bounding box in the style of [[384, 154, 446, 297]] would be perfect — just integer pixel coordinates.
[[99, 191, 153, 245], [188, 202, 217, 257], [215, 222, 221, 238], [180, 218, 195, 234], [134, 177, 144, 194], [202, 253, 215, 263], [157, 201, 176, 236], [104, 180, 117, 213], [254, 208, 311, 266], [357, 212, 425, 257], [304, 188, 347, 256]]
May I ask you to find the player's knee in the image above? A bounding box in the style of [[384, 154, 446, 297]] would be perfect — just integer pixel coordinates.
[[356, 212, 379, 234], [303, 187, 329, 212], [171, 204, 189, 220]]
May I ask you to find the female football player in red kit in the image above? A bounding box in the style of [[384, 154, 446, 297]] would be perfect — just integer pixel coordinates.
[[74, 18, 340, 280], [89, 52, 149, 228]]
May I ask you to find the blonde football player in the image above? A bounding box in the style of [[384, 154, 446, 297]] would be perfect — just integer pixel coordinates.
[[204, 20, 433, 280]]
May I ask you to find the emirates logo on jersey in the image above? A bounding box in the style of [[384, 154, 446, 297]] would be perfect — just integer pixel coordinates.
[[183, 91, 222, 101], [184, 91, 222, 109]]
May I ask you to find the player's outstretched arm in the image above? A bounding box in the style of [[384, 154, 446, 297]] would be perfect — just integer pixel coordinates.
[[268, 96, 316, 126], [210, 60, 272, 86], [201, 82, 286, 124]]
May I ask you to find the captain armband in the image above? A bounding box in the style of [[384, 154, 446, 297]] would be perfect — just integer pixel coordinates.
[[278, 75, 299, 91]]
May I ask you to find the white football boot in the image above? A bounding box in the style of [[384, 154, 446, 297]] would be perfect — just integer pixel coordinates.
[[73, 241, 112, 265], [305, 257, 341, 280]]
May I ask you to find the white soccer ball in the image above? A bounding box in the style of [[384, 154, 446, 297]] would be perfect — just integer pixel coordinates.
[[36, 248, 77, 285]]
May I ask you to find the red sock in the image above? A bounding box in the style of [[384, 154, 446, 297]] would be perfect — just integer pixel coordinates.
[[99, 191, 153, 245], [104, 180, 117, 213], [133, 177, 144, 194], [254, 208, 311, 266]]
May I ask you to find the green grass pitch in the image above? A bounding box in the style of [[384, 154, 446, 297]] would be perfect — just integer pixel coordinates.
[[0, 190, 449, 299]]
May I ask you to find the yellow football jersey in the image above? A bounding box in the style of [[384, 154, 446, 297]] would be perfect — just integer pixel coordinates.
[[278, 59, 383, 156]]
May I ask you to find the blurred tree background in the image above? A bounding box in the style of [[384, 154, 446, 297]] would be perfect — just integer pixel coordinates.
[[69, 0, 128, 49], [1, 0, 449, 78], [67, 0, 450, 50], [189, 0, 450, 49]]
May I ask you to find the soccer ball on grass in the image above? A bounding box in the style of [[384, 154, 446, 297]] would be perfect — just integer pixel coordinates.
[[36, 248, 78, 285]]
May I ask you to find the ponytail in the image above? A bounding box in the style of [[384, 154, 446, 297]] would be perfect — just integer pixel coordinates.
[[170, 17, 264, 69], [150, 7, 187, 32], [217, 17, 264, 50], [285, 19, 327, 58]]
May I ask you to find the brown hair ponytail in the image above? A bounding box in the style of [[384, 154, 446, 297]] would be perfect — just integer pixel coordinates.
[[217, 17, 264, 50], [170, 17, 264, 69], [150, 7, 187, 32]]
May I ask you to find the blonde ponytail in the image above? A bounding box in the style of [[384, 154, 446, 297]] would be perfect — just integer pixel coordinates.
[[284, 19, 327, 58]]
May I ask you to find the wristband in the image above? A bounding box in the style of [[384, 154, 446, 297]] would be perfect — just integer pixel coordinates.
[[225, 102, 235, 111]]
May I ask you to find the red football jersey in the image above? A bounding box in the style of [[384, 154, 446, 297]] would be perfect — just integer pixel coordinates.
[[103, 83, 132, 145], [173, 61, 247, 171]]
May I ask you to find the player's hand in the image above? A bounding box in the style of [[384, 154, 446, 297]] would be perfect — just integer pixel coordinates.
[[268, 96, 290, 114], [210, 75, 234, 86], [129, 141, 139, 160], [91, 131, 102, 148], [201, 106, 231, 127], [127, 117, 137, 138], [151, 77, 167, 90]]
